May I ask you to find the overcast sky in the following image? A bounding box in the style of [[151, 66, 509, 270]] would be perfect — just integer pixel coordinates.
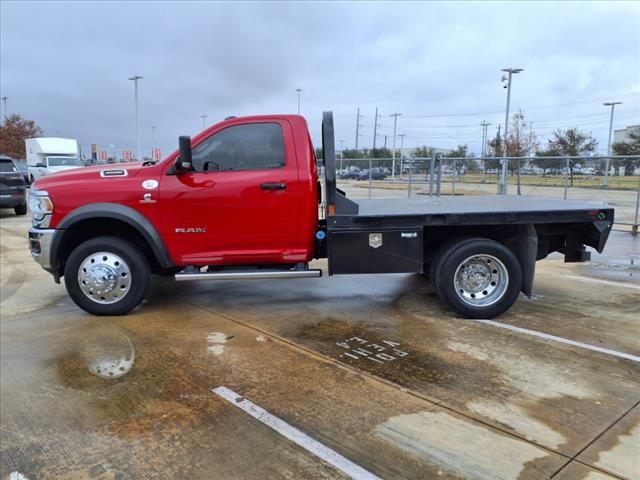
[[1, 1, 639, 159]]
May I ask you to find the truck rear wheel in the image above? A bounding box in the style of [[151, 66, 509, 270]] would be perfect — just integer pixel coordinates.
[[64, 236, 150, 316], [434, 238, 522, 319]]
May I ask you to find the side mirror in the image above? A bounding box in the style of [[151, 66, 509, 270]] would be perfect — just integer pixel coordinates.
[[176, 136, 192, 171]]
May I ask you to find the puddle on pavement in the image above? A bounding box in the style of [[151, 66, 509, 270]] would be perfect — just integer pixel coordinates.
[[50, 322, 231, 426], [581, 255, 640, 281]]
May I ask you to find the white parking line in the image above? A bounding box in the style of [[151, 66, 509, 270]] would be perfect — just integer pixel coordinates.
[[560, 274, 640, 290], [474, 320, 640, 363], [212, 386, 382, 480]]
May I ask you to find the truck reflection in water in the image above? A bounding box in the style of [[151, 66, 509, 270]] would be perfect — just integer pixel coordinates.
[[80, 328, 135, 379]]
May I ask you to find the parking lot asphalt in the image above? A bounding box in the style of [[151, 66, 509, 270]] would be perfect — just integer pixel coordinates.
[[1, 210, 638, 480]]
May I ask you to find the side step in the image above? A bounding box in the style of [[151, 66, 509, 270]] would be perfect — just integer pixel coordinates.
[[175, 269, 322, 282]]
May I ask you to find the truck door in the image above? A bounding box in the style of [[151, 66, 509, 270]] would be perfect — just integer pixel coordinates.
[[159, 120, 300, 265]]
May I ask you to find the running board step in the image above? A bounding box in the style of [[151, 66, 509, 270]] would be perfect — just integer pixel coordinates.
[[175, 269, 322, 281]]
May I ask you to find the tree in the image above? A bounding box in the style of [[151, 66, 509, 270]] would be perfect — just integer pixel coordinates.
[[505, 111, 538, 157], [612, 127, 640, 176], [502, 111, 538, 194], [342, 148, 366, 159], [535, 149, 565, 175], [484, 126, 503, 174], [443, 144, 470, 158], [412, 146, 435, 158], [544, 128, 598, 185], [0, 114, 43, 159]]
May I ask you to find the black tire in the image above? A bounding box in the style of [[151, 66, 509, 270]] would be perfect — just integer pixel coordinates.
[[14, 203, 27, 215], [434, 238, 522, 319], [428, 237, 477, 298], [64, 236, 150, 316]]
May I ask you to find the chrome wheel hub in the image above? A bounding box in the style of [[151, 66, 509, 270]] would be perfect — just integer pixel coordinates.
[[78, 252, 131, 304], [454, 254, 509, 307]]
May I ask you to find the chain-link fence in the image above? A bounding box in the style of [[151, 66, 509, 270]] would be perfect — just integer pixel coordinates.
[[335, 155, 640, 233]]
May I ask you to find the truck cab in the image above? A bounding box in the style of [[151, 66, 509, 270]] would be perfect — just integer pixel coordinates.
[[28, 112, 613, 319]]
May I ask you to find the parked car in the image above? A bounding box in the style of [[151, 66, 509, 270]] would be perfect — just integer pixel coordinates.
[[0, 155, 27, 215], [357, 169, 386, 180], [14, 161, 31, 186], [340, 170, 360, 180]]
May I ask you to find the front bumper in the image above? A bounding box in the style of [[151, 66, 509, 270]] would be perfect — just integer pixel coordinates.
[[29, 228, 57, 272]]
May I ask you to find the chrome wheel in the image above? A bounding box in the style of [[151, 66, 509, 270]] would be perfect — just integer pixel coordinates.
[[453, 254, 509, 307], [77, 252, 132, 304]]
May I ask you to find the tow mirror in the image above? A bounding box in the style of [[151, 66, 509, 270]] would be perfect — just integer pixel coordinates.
[[176, 136, 192, 171]]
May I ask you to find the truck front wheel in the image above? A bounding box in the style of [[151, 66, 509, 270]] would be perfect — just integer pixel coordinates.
[[434, 239, 522, 319], [64, 236, 150, 316]]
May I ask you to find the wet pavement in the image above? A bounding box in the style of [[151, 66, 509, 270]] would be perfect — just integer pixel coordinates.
[[1, 210, 639, 480]]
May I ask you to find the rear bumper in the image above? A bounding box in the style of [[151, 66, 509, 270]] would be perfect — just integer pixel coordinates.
[[0, 190, 26, 207], [29, 228, 57, 273]]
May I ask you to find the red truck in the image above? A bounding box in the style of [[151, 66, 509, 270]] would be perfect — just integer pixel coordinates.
[[28, 112, 613, 318]]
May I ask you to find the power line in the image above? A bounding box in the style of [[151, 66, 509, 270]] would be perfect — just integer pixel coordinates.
[[402, 91, 640, 118]]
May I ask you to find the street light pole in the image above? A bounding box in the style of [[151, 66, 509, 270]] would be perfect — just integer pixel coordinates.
[[499, 68, 523, 194], [201, 115, 208, 130], [603, 101, 622, 186], [296, 88, 302, 115], [128, 75, 143, 161], [398, 134, 405, 175], [389, 113, 402, 180]]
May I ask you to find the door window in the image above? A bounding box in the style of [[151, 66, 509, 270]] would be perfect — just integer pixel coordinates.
[[191, 123, 285, 173]]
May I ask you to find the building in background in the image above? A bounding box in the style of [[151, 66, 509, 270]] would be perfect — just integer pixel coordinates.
[[614, 124, 640, 143]]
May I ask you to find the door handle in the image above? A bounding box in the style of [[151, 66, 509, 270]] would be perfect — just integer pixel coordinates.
[[260, 182, 287, 190]]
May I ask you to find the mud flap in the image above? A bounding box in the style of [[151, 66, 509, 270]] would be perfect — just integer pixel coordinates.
[[516, 224, 537, 298]]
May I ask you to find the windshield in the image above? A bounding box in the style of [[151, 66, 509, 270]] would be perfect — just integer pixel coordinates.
[[0, 160, 18, 173], [47, 157, 83, 167]]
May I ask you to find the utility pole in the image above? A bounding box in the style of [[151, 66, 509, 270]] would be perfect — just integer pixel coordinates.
[[296, 88, 302, 115], [372, 107, 381, 150], [480, 121, 491, 157], [499, 68, 523, 194], [384, 135, 388, 149], [128, 75, 143, 161], [201, 115, 208, 130], [339, 139, 345, 174], [480, 121, 491, 174], [355, 107, 363, 151], [398, 134, 406, 175], [389, 113, 402, 180], [603, 101, 622, 186], [0, 96, 7, 119]]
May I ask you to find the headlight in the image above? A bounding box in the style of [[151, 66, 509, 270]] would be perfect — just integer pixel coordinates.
[[29, 189, 54, 227]]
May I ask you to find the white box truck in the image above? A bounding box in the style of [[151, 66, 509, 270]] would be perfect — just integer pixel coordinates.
[[25, 137, 84, 182]]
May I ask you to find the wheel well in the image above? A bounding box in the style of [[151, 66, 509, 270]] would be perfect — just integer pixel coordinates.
[[56, 218, 162, 276], [423, 225, 521, 264], [423, 223, 582, 262]]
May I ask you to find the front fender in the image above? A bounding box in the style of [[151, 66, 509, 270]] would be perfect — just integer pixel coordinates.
[[50, 203, 174, 270]]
